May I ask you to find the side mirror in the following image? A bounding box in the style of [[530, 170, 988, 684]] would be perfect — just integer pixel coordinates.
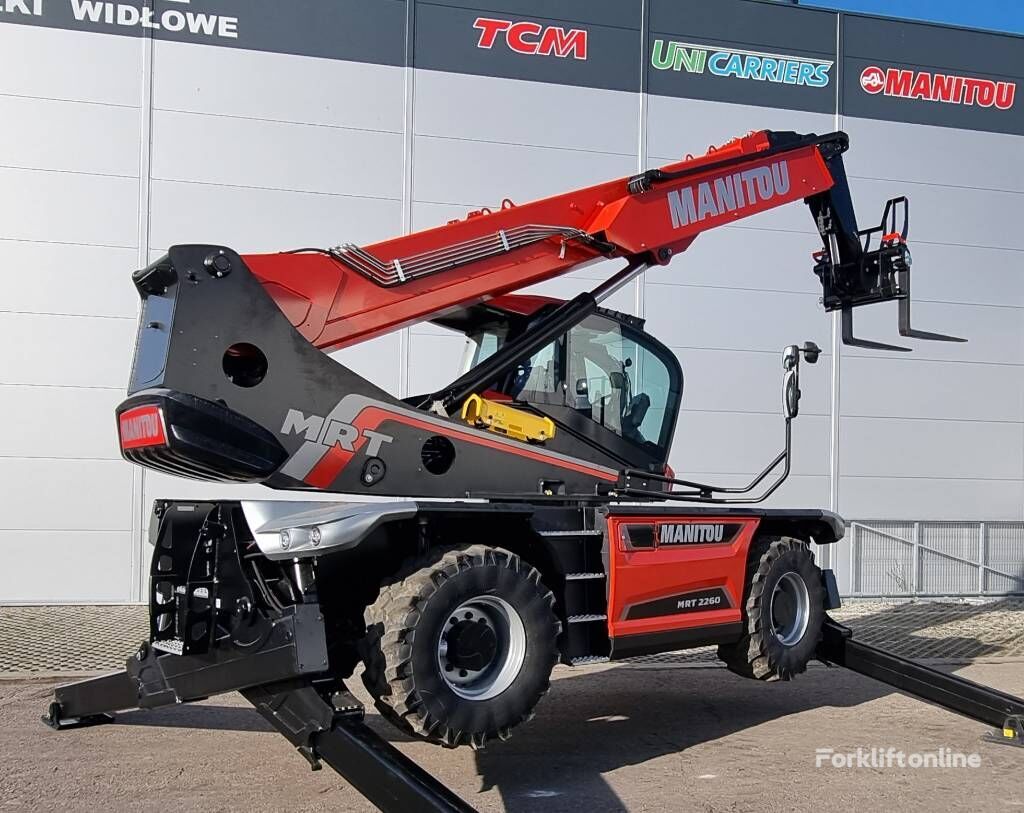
[[784, 368, 800, 419], [781, 341, 819, 419], [783, 344, 799, 371]]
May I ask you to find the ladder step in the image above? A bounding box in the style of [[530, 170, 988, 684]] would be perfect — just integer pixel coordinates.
[[537, 530, 602, 537], [570, 655, 611, 666], [565, 572, 605, 581], [152, 638, 184, 656], [567, 613, 607, 623]]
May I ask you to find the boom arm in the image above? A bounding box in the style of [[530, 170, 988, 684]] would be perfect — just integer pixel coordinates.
[[244, 130, 955, 354]]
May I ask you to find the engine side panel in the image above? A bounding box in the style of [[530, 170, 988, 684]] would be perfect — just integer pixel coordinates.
[[605, 513, 761, 656]]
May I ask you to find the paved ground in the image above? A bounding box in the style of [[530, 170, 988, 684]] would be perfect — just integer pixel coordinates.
[[3, 661, 1022, 812], [2, 598, 1023, 674], [1, 598, 1023, 811]]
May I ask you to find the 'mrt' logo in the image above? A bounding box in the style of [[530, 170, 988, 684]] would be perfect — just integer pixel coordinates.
[[659, 524, 728, 545], [667, 160, 790, 229], [474, 17, 588, 60], [281, 409, 392, 456]]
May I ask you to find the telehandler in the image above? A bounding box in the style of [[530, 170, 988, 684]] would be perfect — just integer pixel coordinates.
[[45, 129, 1021, 812]]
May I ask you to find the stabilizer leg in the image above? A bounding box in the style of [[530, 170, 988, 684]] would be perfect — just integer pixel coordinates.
[[245, 680, 477, 813], [818, 616, 1024, 744]]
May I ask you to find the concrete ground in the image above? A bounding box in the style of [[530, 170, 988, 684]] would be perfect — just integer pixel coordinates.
[[2, 600, 1022, 811], [3, 662, 1022, 812]]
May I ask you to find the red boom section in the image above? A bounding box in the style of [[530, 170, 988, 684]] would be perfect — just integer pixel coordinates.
[[242, 131, 835, 352]]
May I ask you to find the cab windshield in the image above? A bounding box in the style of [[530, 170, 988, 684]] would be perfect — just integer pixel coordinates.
[[466, 313, 680, 459]]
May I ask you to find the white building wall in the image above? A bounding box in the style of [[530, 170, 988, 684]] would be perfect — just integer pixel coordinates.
[[0, 1, 1020, 602]]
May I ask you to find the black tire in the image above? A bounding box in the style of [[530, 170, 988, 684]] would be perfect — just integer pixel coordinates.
[[360, 544, 561, 749], [718, 536, 824, 681]]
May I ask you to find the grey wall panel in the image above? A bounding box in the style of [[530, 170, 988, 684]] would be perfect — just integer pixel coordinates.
[[0, 312, 134, 388], [0, 95, 140, 177], [0, 386, 122, 460], [412, 135, 636, 206], [151, 111, 404, 199], [840, 417, 1022, 480], [153, 42, 406, 132], [414, 70, 638, 155], [651, 228, 824, 296], [886, 242, 1023, 308], [0, 530, 135, 602], [840, 477, 1023, 521], [841, 116, 1024, 193], [671, 411, 829, 476], [149, 181, 402, 252], [676, 347, 830, 416], [0, 242, 138, 318], [0, 24, 142, 105], [0, 458, 133, 531], [407, 332, 467, 395], [842, 356, 1022, 423], [645, 287, 829, 353], [330, 334, 404, 395], [849, 176, 1024, 251], [0, 168, 138, 247]]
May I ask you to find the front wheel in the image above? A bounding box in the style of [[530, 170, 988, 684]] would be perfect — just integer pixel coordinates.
[[360, 544, 561, 749], [718, 536, 824, 681]]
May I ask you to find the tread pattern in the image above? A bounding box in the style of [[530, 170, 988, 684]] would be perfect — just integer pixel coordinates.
[[360, 544, 560, 749], [718, 536, 823, 682]]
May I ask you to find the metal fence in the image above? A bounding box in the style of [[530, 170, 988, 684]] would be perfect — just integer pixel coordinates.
[[823, 521, 1024, 598]]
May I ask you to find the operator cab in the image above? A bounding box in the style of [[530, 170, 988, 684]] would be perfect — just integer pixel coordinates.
[[429, 295, 683, 472]]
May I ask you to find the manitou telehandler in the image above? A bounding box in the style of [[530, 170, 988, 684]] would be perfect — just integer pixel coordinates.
[[45, 130, 1022, 811]]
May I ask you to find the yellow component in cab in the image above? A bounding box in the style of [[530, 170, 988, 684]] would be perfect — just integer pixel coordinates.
[[1004, 727, 1016, 739], [461, 394, 556, 443]]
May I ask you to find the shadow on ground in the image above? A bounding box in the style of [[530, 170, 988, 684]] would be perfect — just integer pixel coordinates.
[[111, 663, 892, 812]]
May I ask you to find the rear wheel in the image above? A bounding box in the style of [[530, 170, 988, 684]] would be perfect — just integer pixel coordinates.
[[360, 544, 561, 748], [718, 536, 824, 681]]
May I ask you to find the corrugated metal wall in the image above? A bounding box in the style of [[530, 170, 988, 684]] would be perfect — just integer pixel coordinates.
[[0, 0, 1020, 602]]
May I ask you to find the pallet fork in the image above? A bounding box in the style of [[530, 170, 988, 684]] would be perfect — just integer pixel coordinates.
[[43, 613, 1022, 813]]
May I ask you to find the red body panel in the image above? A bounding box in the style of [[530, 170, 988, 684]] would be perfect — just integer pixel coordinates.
[[605, 515, 761, 639], [241, 132, 835, 352]]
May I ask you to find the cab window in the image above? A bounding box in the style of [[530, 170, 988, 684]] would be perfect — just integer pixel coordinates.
[[566, 315, 678, 456]]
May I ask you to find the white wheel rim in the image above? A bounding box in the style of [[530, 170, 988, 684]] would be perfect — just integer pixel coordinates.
[[436, 595, 527, 700], [770, 572, 811, 647]]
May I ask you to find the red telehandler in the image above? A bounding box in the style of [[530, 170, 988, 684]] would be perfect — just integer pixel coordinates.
[[45, 130, 1020, 812]]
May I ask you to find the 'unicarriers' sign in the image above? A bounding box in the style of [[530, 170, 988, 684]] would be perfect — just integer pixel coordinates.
[[652, 40, 832, 88]]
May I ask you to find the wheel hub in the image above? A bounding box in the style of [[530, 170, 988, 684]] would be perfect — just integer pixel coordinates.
[[770, 571, 810, 647], [437, 595, 527, 701], [444, 616, 498, 671]]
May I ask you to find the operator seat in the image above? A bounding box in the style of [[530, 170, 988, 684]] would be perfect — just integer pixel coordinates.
[[621, 393, 650, 442]]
